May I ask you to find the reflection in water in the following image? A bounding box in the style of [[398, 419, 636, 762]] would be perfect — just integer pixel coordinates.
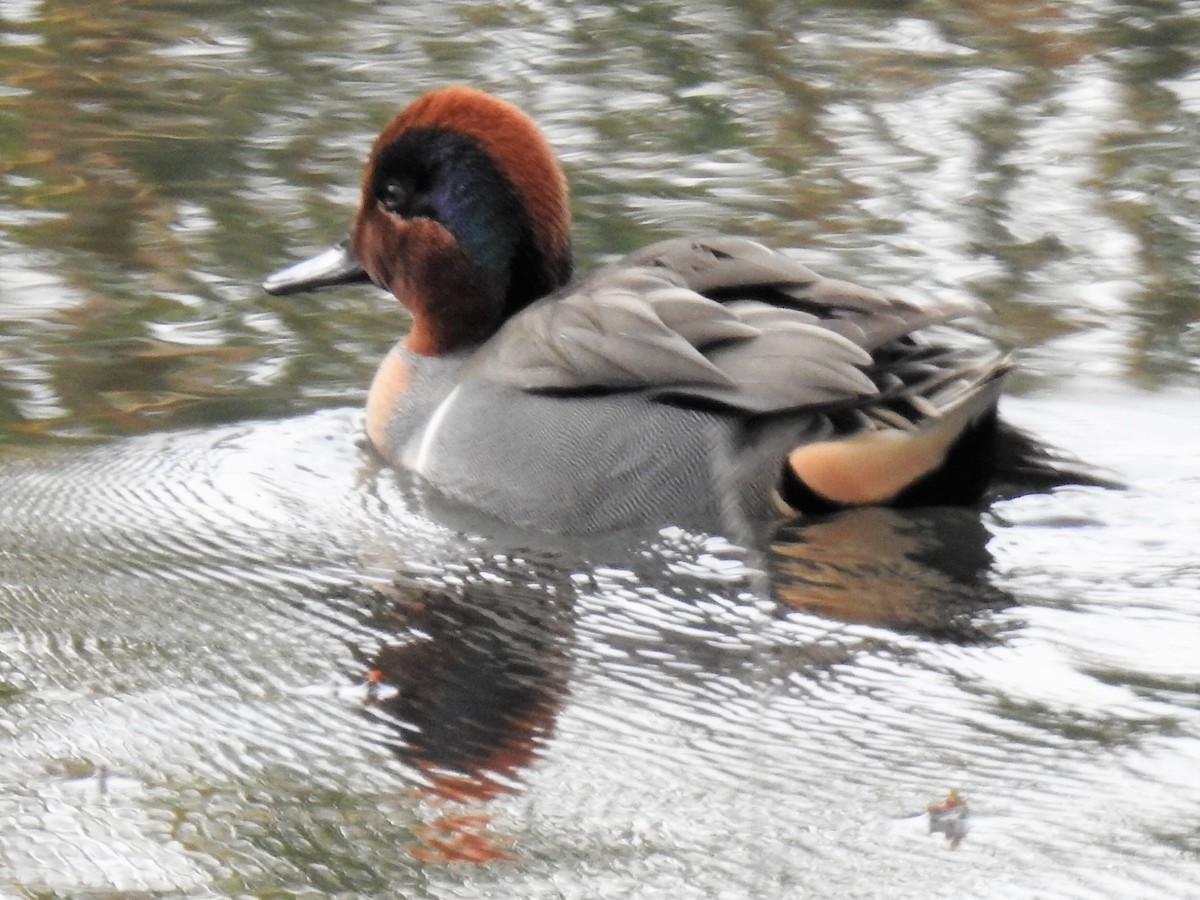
[[334, 503, 1011, 865], [3, 0, 1200, 895], [354, 572, 571, 862], [0, 0, 394, 438], [770, 507, 1012, 642], [361, 579, 569, 802]]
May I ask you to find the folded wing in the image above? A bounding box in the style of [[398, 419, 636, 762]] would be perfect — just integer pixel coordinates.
[[464, 235, 1000, 417]]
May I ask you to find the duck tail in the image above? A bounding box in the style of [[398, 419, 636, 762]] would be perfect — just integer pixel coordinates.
[[988, 420, 1122, 498]]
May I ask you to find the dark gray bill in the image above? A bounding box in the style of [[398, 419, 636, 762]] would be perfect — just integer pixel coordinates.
[[262, 238, 371, 295]]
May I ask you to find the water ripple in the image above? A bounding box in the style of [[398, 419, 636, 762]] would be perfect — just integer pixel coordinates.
[[3, 0, 1200, 894]]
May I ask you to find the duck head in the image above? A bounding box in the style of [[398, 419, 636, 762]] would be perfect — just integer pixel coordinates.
[[264, 86, 573, 353]]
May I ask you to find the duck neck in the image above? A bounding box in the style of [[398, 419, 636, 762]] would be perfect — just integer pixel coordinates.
[[394, 219, 568, 354], [400, 223, 507, 354]]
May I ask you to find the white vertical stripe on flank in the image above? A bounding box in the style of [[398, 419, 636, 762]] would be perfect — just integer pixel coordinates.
[[410, 385, 462, 475]]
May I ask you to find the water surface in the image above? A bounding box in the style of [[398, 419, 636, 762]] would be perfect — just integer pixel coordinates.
[[1, 1, 1199, 897]]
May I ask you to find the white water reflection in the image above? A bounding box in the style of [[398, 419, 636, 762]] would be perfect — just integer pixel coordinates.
[[2, 0, 1200, 896]]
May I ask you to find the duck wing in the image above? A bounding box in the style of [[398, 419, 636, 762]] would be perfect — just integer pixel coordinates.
[[464, 236, 996, 415]]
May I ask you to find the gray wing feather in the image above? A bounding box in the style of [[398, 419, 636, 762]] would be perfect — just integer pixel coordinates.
[[619, 235, 824, 292], [465, 236, 991, 415], [660, 327, 878, 412]]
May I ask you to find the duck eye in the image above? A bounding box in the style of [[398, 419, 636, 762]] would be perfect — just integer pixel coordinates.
[[378, 178, 411, 214]]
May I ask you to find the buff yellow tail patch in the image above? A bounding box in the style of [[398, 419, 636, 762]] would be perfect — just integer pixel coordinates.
[[786, 399, 982, 506]]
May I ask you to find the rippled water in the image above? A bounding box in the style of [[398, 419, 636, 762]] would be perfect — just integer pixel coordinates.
[[2, 1, 1199, 897]]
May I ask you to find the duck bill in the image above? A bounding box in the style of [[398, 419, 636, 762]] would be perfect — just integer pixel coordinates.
[[262, 238, 372, 295]]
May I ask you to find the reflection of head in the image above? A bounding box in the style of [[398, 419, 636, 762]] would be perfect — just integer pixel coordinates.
[[361, 581, 569, 801]]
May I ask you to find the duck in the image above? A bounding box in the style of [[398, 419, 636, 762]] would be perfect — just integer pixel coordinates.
[[263, 85, 1084, 536]]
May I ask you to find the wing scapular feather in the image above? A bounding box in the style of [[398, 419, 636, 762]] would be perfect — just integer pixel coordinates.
[[465, 236, 993, 416]]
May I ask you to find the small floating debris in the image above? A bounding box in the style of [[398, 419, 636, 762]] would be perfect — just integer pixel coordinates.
[[927, 788, 969, 848]]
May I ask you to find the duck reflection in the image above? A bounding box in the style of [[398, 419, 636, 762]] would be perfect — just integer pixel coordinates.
[[344, 504, 1011, 861], [358, 576, 572, 802], [349, 565, 573, 862], [769, 506, 1013, 642]]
